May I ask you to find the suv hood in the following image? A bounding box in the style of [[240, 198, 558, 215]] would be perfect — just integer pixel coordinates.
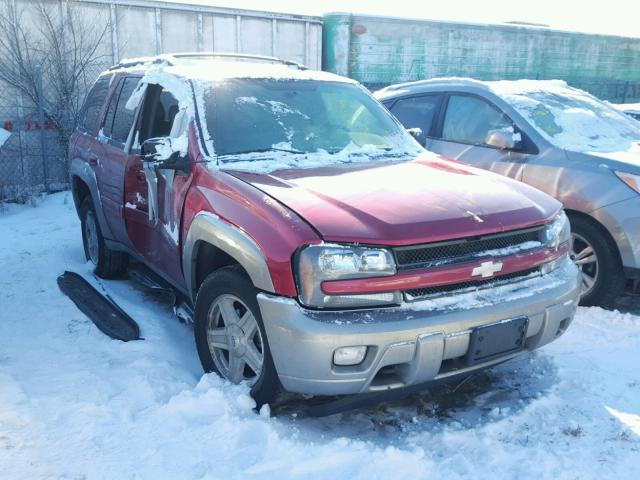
[[228, 154, 560, 245]]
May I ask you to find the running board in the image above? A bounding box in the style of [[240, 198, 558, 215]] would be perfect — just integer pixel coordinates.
[[57, 271, 141, 342]]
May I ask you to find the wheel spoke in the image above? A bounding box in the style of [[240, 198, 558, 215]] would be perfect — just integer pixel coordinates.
[[575, 253, 597, 266], [237, 311, 256, 338], [218, 297, 240, 324], [207, 327, 229, 350], [228, 355, 246, 383], [574, 246, 594, 261], [582, 273, 596, 290], [243, 344, 263, 375]]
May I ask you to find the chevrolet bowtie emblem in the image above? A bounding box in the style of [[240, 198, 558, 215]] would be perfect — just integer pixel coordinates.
[[471, 260, 504, 278]]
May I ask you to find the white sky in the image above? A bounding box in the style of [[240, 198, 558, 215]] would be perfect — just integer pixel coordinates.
[[159, 0, 640, 38]]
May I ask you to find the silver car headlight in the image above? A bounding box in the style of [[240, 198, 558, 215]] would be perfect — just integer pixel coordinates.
[[542, 210, 571, 249], [296, 244, 401, 308], [614, 171, 640, 194]]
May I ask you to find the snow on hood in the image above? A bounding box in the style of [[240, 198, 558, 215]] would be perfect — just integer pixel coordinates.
[[487, 80, 640, 154], [0, 127, 11, 148], [216, 136, 421, 174]]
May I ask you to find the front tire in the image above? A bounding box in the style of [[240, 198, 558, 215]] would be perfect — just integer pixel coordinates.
[[194, 266, 281, 407], [80, 197, 128, 278], [569, 214, 624, 307]]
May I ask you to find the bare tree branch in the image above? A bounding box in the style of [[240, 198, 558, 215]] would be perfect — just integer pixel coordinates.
[[0, 0, 111, 167]]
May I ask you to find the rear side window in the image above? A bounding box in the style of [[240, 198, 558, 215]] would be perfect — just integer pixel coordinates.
[[102, 77, 140, 145], [442, 95, 512, 145], [388, 95, 442, 144], [80, 77, 111, 133]]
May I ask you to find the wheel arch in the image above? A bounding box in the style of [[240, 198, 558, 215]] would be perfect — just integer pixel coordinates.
[[183, 212, 275, 303], [69, 157, 114, 240], [565, 208, 623, 266]]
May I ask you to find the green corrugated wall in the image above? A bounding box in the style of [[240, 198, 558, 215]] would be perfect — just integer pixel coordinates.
[[322, 13, 640, 102]]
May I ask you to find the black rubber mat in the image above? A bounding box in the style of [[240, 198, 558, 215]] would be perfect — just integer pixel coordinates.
[[57, 271, 140, 341]]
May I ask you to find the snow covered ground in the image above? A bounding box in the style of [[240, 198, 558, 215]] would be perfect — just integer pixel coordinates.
[[1, 193, 639, 479]]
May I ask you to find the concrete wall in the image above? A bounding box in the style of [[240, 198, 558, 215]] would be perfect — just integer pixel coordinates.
[[323, 13, 640, 102], [68, 0, 322, 72]]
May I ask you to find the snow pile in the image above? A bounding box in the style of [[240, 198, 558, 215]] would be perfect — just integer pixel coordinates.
[[488, 80, 640, 153], [0, 127, 11, 147], [1, 193, 639, 479], [612, 102, 640, 114]]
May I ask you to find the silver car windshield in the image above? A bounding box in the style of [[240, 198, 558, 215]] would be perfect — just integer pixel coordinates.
[[503, 89, 640, 152]]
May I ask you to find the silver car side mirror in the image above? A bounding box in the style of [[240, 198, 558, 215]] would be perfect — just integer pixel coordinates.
[[486, 130, 517, 150]]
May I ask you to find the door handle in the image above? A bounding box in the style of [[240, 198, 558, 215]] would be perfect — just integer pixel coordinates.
[[136, 172, 146, 182], [88, 155, 98, 166]]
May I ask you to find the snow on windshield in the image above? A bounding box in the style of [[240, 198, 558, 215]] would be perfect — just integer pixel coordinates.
[[203, 78, 422, 172], [489, 80, 640, 153]]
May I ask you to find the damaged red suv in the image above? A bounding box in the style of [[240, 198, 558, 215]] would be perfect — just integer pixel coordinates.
[[70, 53, 581, 406]]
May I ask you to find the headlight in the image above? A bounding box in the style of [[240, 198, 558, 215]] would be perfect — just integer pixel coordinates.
[[614, 171, 640, 194], [542, 210, 571, 249], [296, 244, 400, 308]]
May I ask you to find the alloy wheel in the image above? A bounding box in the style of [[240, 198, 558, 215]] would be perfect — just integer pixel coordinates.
[[570, 232, 599, 296], [84, 210, 99, 265], [206, 294, 264, 385]]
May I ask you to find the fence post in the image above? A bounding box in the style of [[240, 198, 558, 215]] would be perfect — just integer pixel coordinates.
[[35, 65, 49, 194]]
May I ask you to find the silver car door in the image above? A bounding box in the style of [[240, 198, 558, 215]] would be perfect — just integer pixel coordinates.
[[429, 93, 535, 181]]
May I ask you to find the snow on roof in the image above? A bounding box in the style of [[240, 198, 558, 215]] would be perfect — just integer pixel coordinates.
[[374, 77, 489, 98], [110, 55, 354, 84]]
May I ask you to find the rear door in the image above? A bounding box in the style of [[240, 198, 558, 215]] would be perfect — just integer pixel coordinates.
[[384, 94, 443, 149], [92, 75, 141, 244], [428, 93, 535, 180]]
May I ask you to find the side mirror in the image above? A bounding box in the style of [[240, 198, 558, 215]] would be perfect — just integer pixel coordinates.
[[485, 129, 520, 150], [142, 137, 190, 172], [406, 127, 424, 145]]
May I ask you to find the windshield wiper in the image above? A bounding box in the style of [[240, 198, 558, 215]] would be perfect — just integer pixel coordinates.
[[218, 147, 305, 157]]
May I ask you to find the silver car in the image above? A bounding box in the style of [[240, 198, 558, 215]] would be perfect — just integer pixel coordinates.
[[375, 79, 640, 307]]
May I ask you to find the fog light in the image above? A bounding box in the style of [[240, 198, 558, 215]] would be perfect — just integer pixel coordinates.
[[333, 346, 367, 366]]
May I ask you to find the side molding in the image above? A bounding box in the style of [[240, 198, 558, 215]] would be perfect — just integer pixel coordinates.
[[69, 158, 115, 240], [183, 212, 275, 301]]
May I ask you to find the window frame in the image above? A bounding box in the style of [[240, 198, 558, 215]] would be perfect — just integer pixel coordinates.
[[78, 76, 112, 135], [383, 93, 444, 142], [99, 75, 142, 150], [437, 92, 539, 155]]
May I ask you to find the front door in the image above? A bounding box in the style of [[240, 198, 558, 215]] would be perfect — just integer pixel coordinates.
[[429, 94, 534, 180], [124, 84, 194, 286]]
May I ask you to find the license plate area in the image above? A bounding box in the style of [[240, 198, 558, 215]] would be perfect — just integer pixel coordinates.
[[466, 316, 528, 365]]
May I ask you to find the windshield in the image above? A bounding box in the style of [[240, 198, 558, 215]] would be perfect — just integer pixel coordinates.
[[500, 88, 640, 153], [203, 79, 418, 161]]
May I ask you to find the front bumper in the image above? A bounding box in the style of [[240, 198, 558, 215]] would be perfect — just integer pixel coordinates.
[[592, 194, 640, 272], [258, 258, 581, 396]]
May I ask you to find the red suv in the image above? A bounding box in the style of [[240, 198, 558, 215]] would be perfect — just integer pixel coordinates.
[[70, 53, 581, 406]]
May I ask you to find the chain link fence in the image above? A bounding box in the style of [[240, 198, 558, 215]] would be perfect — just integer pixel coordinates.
[[0, 62, 108, 204]]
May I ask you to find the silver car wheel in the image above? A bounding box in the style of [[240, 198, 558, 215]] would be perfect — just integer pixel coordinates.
[[570, 232, 599, 296], [84, 210, 100, 265], [206, 294, 264, 385]]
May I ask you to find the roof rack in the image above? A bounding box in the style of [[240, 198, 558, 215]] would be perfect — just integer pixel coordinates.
[[108, 52, 308, 72]]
